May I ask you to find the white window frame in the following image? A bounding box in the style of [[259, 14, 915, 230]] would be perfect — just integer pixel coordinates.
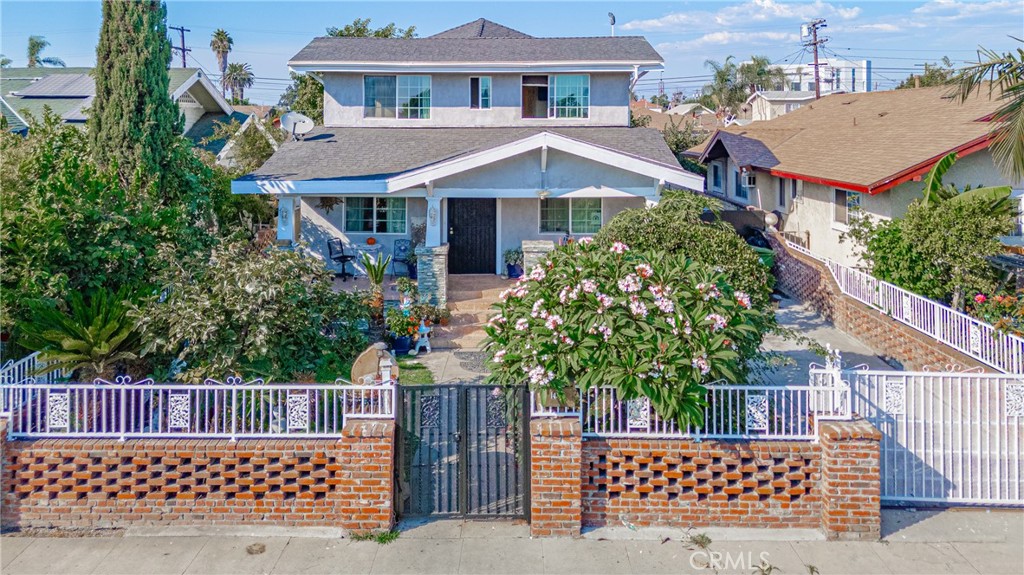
[[711, 163, 723, 193], [470, 76, 491, 110], [833, 188, 861, 229], [538, 198, 604, 235], [734, 170, 749, 200], [362, 75, 432, 119], [343, 196, 408, 235], [520, 74, 590, 120]]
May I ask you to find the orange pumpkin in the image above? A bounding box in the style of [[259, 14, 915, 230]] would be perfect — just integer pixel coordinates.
[[366, 237, 377, 245]]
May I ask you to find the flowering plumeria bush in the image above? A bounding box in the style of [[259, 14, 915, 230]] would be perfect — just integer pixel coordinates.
[[484, 239, 774, 427], [969, 291, 1024, 337]]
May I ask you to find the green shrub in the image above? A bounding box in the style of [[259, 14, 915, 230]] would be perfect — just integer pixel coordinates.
[[484, 239, 774, 426]]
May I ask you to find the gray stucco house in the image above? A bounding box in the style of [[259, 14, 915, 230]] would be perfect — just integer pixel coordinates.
[[232, 19, 703, 302]]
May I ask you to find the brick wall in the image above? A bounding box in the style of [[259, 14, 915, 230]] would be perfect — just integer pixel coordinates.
[[769, 234, 987, 372], [819, 419, 881, 541], [532, 414, 882, 540], [530, 418, 581, 538], [1, 420, 394, 533]]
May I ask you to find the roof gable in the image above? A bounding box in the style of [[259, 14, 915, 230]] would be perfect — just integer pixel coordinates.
[[429, 19, 533, 39]]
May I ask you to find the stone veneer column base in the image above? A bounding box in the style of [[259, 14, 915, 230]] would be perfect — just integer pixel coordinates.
[[522, 240, 555, 273], [416, 244, 449, 306]]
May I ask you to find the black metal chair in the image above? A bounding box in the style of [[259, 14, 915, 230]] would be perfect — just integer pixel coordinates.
[[390, 239, 414, 279], [327, 238, 356, 282]]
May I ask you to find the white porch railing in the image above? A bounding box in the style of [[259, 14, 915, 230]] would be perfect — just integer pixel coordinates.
[[531, 382, 850, 441], [1, 351, 69, 416], [2, 376, 395, 440], [785, 240, 1024, 375]]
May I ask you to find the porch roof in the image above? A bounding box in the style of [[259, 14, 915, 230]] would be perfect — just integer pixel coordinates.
[[233, 127, 702, 193]]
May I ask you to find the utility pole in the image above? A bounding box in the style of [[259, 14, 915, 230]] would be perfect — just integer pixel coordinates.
[[801, 19, 828, 100], [169, 25, 191, 68]]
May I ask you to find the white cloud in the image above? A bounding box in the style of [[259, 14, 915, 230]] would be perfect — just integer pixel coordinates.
[[656, 31, 801, 52], [621, 0, 862, 32], [847, 23, 903, 32], [912, 0, 1017, 17]]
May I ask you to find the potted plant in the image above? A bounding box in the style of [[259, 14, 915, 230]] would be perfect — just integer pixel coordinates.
[[386, 310, 419, 355], [437, 307, 451, 326], [503, 248, 524, 279], [407, 250, 418, 280]]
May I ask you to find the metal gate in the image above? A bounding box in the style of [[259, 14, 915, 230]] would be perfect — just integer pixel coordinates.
[[396, 384, 529, 518], [846, 370, 1024, 506]]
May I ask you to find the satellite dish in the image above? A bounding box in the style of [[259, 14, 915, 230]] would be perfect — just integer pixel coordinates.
[[608, 12, 616, 25], [279, 112, 314, 139]]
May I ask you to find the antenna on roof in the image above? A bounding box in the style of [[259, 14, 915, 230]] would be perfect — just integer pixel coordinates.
[[608, 13, 616, 36]]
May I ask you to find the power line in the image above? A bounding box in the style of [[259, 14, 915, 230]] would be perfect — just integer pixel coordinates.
[[801, 18, 828, 99], [169, 25, 191, 69]]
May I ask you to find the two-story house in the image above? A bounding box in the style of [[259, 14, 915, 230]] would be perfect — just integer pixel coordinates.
[[232, 19, 702, 303]]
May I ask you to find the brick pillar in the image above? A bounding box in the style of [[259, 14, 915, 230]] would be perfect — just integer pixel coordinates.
[[530, 417, 581, 538], [819, 418, 882, 541], [415, 244, 449, 306], [338, 419, 395, 533]]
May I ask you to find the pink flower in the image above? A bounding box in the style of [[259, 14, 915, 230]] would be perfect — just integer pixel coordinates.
[[545, 315, 564, 330], [975, 294, 987, 304], [581, 279, 598, 293], [629, 295, 649, 318], [618, 274, 642, 293], [577, 237, 593, 246], [610, 242, 630, 254], [705, 313, 727, 331], [515, 318, 530, 331], [531, 299, 545, 318], [529, 265, 547, 281], [493, 350, 506, 363], [735, 291, 751, 309], [655, 297, 674, 314], [635, 263, 653, 278], [691, 354, 711, 375]]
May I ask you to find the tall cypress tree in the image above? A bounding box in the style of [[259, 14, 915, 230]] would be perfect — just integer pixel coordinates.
[[89, 0, 181, 188]]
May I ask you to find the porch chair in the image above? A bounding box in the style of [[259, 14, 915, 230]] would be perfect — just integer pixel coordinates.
[[391, 239, 414, 279], [327, 238, 356, 282]]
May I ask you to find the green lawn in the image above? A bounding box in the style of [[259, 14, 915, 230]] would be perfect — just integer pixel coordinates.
[[396, 356, 435, 385]]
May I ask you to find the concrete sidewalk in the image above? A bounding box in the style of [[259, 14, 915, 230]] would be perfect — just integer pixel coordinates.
[[2, 509, 1021, 575]]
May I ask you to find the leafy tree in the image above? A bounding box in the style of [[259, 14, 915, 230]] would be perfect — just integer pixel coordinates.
[[0, 54, 11, 68], [484, 239, 773, 426], [88, 0, 182, 190], [649, 94, 670, 110], [738, 55, 786, 92], [19, 288, 142, 381], [202, 116, 285, 174], [954, 41, 1024, 183], [595, 195, 774, 313], [896, 57, 954, 89], [26, 35, 64, 67], [223, 62, 254, 102], [135, 240, 369, 382], [700, 56, 747, 115], [280, 18, 416, 123], [209, 28, 233, 98]]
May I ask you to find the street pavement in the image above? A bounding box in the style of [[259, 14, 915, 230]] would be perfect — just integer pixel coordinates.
[[1, 509, 1021, 575]]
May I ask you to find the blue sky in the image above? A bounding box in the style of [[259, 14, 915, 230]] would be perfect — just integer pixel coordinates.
[[2, 0, 1022, 104]]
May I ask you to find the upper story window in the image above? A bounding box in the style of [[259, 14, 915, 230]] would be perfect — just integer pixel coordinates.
[[470, 76, 491, 109], [833, 189, 861, 226], [522, 74, 590, 119], [364, 75, 431, 119], [734, 170, 749, 200], [777, 178, 786, 208], [711, 163, 722, 192]]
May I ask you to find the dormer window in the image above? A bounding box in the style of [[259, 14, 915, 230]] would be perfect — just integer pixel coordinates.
[[470, 76, 491, 109], [364, 75, 431, 119], [521, 74, 589, 119]]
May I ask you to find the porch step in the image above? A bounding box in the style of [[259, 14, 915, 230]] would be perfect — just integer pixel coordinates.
[[448, 289, 484, 302], [449, 312, 492, 326], [430, 330, 489, 350], [448, 299, 499, 313]]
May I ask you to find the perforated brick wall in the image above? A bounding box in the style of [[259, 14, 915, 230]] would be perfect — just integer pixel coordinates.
[[582, 440, 821, 529], [0, 420, 394, 533], [769, 234, 987, 372]]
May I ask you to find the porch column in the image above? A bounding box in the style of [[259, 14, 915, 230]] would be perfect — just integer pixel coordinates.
[[276, 197, 300, 245], [425, 196, 443, 247]]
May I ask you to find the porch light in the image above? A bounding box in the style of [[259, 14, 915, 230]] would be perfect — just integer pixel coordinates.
[[536, 189, 551, 200]]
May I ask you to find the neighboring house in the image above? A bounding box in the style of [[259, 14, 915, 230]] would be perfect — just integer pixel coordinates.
[[773, 59, 872, 94], [665, 103, 713, 117], [0, 67, 246, 157], [686, 86, 1023, 266], [232, 18, 702, 298], [232, 104, 274, 120], [746, 91, 818, 122]]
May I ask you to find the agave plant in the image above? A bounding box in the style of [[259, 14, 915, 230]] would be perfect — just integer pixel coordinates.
[[361, 253, 393, 327], [19, 288, 142, 381]]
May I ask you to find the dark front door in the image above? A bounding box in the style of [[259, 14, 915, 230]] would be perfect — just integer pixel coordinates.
[[448, 199, 496, 274], [396, 384, 529, 518]]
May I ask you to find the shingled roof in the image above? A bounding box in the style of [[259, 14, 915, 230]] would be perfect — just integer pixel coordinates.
[[429, 18, 533, 39], [689, 86, 1006, 194], [241, 126, 681, 182]]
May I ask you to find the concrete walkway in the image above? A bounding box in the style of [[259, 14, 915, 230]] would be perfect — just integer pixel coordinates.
[[2, 510, 1021, 575]]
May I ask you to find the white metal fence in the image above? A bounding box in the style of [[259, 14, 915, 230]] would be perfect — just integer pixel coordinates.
[[786, 240, 1024, 375], [2, 377, 395, 440], [846, 368, 1024, 506], [531, 382, 851, 441], [1, 351, 69, 415]]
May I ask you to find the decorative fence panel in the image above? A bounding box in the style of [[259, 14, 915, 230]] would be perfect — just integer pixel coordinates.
[[534, 383, 851, 441], [845, 369, 1024, 506], [3, 377, 395, 439], [787, 240, 1024, 374]]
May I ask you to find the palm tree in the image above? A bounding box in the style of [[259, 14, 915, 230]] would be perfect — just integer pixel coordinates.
[[27, 35, 65, 68], [921, 152, 1015, 215], [223, 62, 254, 102], [701, 56, 746, 116], [738, 56, 787, 93], [209, 29, 233, 98], [953, 42, 1024, 183], [0, 54, 11, 68]]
